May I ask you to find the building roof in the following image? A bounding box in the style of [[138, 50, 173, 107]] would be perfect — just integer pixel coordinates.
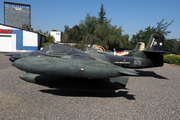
[[4, 1, 30, 7], [0, 23, 46, 37]]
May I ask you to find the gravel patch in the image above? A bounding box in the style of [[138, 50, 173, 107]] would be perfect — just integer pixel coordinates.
[[0, 54, 180, 119]]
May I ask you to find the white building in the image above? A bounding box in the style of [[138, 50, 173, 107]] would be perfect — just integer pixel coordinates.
[[0, 23, 46, 52], [50, 31, 61, 43]]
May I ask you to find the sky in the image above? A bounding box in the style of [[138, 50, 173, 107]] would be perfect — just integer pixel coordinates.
[[0, 0, 179, 40]]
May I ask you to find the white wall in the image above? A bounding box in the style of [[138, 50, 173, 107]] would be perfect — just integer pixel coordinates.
[[0, 24, 17, 52], [23, 30, 38, 46], [0, 34, 16, 52], [11, 34, 16, 52], [50, 31, 61, 43]]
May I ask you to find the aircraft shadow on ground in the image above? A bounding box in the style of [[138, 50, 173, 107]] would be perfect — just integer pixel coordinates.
[[39, 89, 135, 100], [33, 77, 135, 99], [134, 70, 168, 79]]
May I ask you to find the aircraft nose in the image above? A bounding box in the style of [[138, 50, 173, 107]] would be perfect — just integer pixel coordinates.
[[13, 58, 23, 69], [9, 53, 22, 62]]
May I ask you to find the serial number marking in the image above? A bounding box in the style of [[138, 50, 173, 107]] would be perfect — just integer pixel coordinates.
[[114, 62, 130, 64], [134, 60, 141, 65]]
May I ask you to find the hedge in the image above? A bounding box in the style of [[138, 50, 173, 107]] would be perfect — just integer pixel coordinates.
[[164, 55, 180, 65]]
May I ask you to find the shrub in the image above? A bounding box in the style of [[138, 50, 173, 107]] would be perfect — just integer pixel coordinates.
[[42, 35, 55, 48], [72, 44, 86, 50], [42, 42, 52, 48], [164, 55, 180, 65]]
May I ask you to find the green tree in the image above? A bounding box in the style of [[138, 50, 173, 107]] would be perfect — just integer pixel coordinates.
[[62, 3, 130, 51], [130, 19, 174, 50], [177, 38, 180, 53], [121, 34, 130, 49], [107, 25, 129, 50], [62, 32, 70, 43], [62, 25, 70, 43], [45, 35, 55, 43], [51, 29, 58, 31], [84, 14, 98, 34], [156, 19, 174, 36], [94, 24, 108, 44], [82, 33, 100, 47], [43, 35, 55, 47], [43, 31, 49, 36], [130, 26, 157, 49], [35, 29, 43, 34], [21, 24, 34, 31], [64, 25, 70, 33], [62, 25, 71, 43], [35, 29, 49, 36], [69, 25, 81, 43], [164, 39, 178, 52], [79, 20, 87, 41], [98, 3, 106, 25]]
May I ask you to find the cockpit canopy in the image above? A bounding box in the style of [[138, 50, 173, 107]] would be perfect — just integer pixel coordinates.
[[40, 44, 87, 56]]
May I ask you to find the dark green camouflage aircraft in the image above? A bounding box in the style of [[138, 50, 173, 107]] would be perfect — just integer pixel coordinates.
[[7, 34, 166, 91]]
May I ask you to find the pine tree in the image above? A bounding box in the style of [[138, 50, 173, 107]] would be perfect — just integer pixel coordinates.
[[98, 3, 106, 25]]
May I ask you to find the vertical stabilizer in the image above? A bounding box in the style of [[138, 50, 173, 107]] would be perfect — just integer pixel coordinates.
[[145, 34, 164, 51], [134, 42, 145, 51], [143, 34, 164, 67]]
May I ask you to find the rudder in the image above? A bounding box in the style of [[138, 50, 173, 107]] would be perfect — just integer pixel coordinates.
[[145, 34, 164, 51]]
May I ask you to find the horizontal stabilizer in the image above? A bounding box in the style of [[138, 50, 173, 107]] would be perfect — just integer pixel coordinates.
[[143, 50, 169, 54], [110, 76, 129, 87]]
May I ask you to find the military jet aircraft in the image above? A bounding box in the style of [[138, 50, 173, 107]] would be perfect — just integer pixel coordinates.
[[8, 34, 165, 91]]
